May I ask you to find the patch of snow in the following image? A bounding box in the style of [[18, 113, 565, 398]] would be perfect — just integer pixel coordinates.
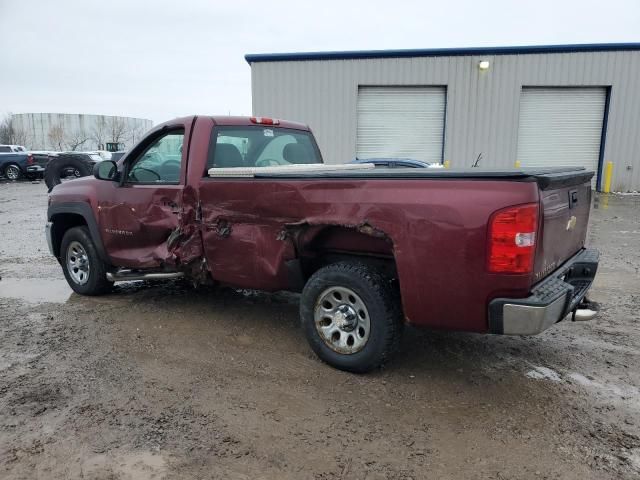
[[626, 448, 640, 473], [567, 372, 639, 398], [525, 366, 562, 382]]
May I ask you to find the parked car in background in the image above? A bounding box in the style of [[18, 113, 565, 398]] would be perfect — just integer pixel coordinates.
[[25, 151, 57, 177], [110, 151, 127, 162], [0, 144, 27, 153], [350, 157, 444, 168], [91, 150, 112, 161], [60, 152, 104, 172], [0, 152, 38, 180]]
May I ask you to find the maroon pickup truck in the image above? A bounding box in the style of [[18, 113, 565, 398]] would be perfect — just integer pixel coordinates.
[[46, 115, 599, 372]]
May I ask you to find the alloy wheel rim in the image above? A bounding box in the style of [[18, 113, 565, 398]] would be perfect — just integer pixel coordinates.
[[67, 241, 90, 285], [6, 166, 19, 180], [314, 286, 371, 354]]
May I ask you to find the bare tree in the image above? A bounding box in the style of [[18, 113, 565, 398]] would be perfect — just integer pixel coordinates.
[[0, 113, 29, 146], [108, 117, 128, 146], [66, 129, 90, 151], [91, 116, 108, 150], [127, 122, 147, 146], [0, 114, 13, 144], [48, 124, 66, 151], [10, 126, 29, 147]]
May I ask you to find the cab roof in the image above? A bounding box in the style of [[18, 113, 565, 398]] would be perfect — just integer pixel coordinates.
[[210, 115, 310, 130]]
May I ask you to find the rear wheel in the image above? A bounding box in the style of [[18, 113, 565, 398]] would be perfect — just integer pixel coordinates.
[[300, 262, 403, 373], [4, 164, 21, 181], [60, 226, 113, 295]]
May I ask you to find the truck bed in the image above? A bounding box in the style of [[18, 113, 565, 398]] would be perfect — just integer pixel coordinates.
[[253, 166, 594, 190]]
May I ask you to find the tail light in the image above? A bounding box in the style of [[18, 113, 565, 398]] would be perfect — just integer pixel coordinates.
[[250, 116, 280, 125], [488, 203, 539, 274], [27, 154, 34, 165]]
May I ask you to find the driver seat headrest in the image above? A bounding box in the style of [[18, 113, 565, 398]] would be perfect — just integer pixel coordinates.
[[283, 143, 311, 164], [213, 143, 243, 168]]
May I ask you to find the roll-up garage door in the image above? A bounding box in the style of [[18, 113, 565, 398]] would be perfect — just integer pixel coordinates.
[[356, 86, 446, 163], [516, 87, 606, 184]]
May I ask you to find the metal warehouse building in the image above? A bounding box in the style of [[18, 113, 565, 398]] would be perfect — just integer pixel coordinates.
[[246, 43, 640, 192]]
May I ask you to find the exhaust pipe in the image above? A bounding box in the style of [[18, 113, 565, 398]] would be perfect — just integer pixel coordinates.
[[571, 299, 599, 322], [572, 308, 598, 322], [106, 269, 184, 282]]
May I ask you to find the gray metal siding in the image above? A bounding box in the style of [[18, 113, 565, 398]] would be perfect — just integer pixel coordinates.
[[251, 51, 640, 191]]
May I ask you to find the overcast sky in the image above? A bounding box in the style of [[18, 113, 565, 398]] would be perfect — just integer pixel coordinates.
[[1, 0, 639, 125]]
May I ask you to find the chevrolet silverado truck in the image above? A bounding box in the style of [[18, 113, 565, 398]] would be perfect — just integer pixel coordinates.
[[46, 115, 599, 372]]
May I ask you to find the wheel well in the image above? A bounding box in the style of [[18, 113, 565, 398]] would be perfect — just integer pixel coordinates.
[[50, 213, 87, 258], [303, 252, 397, 280], [297, 225, 398, 285]]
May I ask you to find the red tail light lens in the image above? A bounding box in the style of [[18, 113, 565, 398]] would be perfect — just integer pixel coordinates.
[[488, 203, 539, 274], [27, 154, 34, 165], [250, 116, 280, 125]]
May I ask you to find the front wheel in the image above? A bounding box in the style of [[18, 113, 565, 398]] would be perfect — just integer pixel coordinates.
[[300, 262, 403, 373], [60, 226, 113, 295]]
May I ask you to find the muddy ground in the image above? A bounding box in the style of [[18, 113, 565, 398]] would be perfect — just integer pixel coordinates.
[[0, 181, 638, 480]]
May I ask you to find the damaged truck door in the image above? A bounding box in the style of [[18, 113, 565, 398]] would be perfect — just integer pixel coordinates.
[[97, 127, 191, 269]]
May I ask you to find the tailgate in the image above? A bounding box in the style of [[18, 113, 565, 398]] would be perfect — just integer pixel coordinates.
[[36, 155, 50, 168], [533, 179, 592, 282]]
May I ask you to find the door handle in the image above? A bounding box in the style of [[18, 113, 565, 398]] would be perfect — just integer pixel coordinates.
[[569, 190, 578, 209]]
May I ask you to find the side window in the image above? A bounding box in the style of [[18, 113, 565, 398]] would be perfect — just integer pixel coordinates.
[[126, 130, 184, 184]]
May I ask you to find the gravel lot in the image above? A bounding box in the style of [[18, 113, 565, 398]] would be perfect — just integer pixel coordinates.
[[0, 180, 639, 479]]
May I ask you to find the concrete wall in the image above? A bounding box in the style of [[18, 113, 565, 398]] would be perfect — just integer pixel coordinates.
[[11, 113, 153, 152], [251, 50, 640, 192]]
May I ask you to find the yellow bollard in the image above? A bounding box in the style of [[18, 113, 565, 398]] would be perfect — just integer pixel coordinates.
[[603, 161, 614, 193], [444, 160, 450, 169], [514, 160, 521, 168]]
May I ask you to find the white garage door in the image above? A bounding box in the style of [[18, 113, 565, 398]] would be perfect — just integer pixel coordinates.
[[517, 87, 606, 182], [357, 86, 446, 163]]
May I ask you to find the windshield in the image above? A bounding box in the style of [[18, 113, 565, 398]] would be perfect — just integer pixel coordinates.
[[207, 126, 322, 171]]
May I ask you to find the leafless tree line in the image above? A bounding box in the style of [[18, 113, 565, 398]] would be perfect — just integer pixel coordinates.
[[0, 113, 29, 146], [1, 113, 147, 151]]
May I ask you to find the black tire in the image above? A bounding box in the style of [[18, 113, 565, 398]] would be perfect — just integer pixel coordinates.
[[300, 262, 403, 373], [44, 156, 93, 192], [4, 163, 22, 181], [60, 226, 113, 295]]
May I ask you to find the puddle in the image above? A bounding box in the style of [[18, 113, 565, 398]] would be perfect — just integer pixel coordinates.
[[0, 277, 72, 304]]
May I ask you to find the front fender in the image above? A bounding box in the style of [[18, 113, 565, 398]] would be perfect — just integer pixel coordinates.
[[48, 202, 110, 263]]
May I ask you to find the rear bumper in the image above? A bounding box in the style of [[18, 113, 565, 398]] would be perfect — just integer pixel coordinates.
[[27, 166, 45, 173], [488, 248, 599, 335]]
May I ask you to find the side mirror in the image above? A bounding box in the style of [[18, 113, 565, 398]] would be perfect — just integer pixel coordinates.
[[94, 160, 118, 181]]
